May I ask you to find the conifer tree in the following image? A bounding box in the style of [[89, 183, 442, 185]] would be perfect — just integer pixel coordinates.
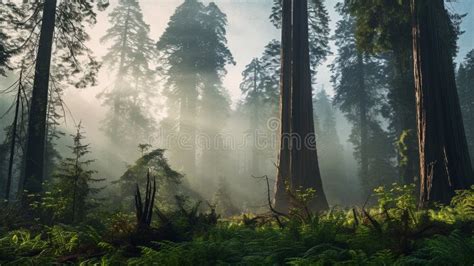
[[99, 0, 156, 145], [118, 149, 182, 211], [158, 0, 233, 180], [239, 58, 275, 176], [331, 4, 396, 196], [157, 0, 207, 177], [197, 2, 234, 181], [53, 124, 102, 223], [346, 0, 418, 185]]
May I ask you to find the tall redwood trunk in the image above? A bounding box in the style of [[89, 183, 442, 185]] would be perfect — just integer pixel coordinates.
[[357, 52, 369, 196], [411, 0, 473, 206], [290, 0, 328, 211], [24, 0, 57, 195], [273, 0, 293, 212]]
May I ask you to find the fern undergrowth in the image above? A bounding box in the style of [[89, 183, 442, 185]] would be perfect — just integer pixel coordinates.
[[0, 184, 473, 265]]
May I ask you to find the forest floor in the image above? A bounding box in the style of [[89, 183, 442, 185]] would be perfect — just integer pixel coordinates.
[[1, 185, 474, 265]]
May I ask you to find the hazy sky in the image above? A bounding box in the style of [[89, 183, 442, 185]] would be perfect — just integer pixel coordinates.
[[77, 0, 474, 103], [62, 0, 474, 136]]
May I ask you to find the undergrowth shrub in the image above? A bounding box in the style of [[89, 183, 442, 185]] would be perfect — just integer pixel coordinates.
[[1, 183, 474, 265]]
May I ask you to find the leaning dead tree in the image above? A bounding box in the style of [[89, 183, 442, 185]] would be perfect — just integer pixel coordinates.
[[134, 171, 156, 230]]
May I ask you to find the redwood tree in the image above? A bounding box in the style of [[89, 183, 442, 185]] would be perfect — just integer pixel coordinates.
[[411, 0, 473, 206], [274, 0, 328, 212], [273, 0, 292, 212]]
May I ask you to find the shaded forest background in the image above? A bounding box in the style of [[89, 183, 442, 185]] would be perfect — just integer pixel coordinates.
[[0, 0, 474, 214]]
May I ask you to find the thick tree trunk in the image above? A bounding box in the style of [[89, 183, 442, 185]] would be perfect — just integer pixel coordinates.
[[290, 0, 328, 211], [23, 0, 57, 195], [357, 52, 369, 196], [273, 0, 293, 212], [411, 0, 473, 206]]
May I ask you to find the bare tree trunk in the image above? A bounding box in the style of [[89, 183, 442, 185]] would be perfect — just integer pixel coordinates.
[[411, 0, 473, 206], [273, 0, 293, 212], [23, 0, 57, 195], [290, 0, 328, 211]]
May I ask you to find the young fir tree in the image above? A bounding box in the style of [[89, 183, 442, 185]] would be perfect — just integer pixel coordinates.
[[53, 124, 102, 224], [99, 0, 156, 145], [157, 0, 234, 182], [457, 50, 474, 167], [331, 4, 396, 197], [313, 89, 349, 205]]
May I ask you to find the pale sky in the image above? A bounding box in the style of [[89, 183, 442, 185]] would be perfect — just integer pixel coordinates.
[[64, 0, 474, 136]]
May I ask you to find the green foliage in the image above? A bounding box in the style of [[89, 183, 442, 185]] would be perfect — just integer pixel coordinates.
[[118, 148, 183, 211], [51, 124, 103, 224], [28, 184, 70, 224], [432, 186, 474, 223], [0, 225, 107, 264], [374, 183, 417, 217], [400, 230, 474, 265], [1, 184, 474, 264]]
